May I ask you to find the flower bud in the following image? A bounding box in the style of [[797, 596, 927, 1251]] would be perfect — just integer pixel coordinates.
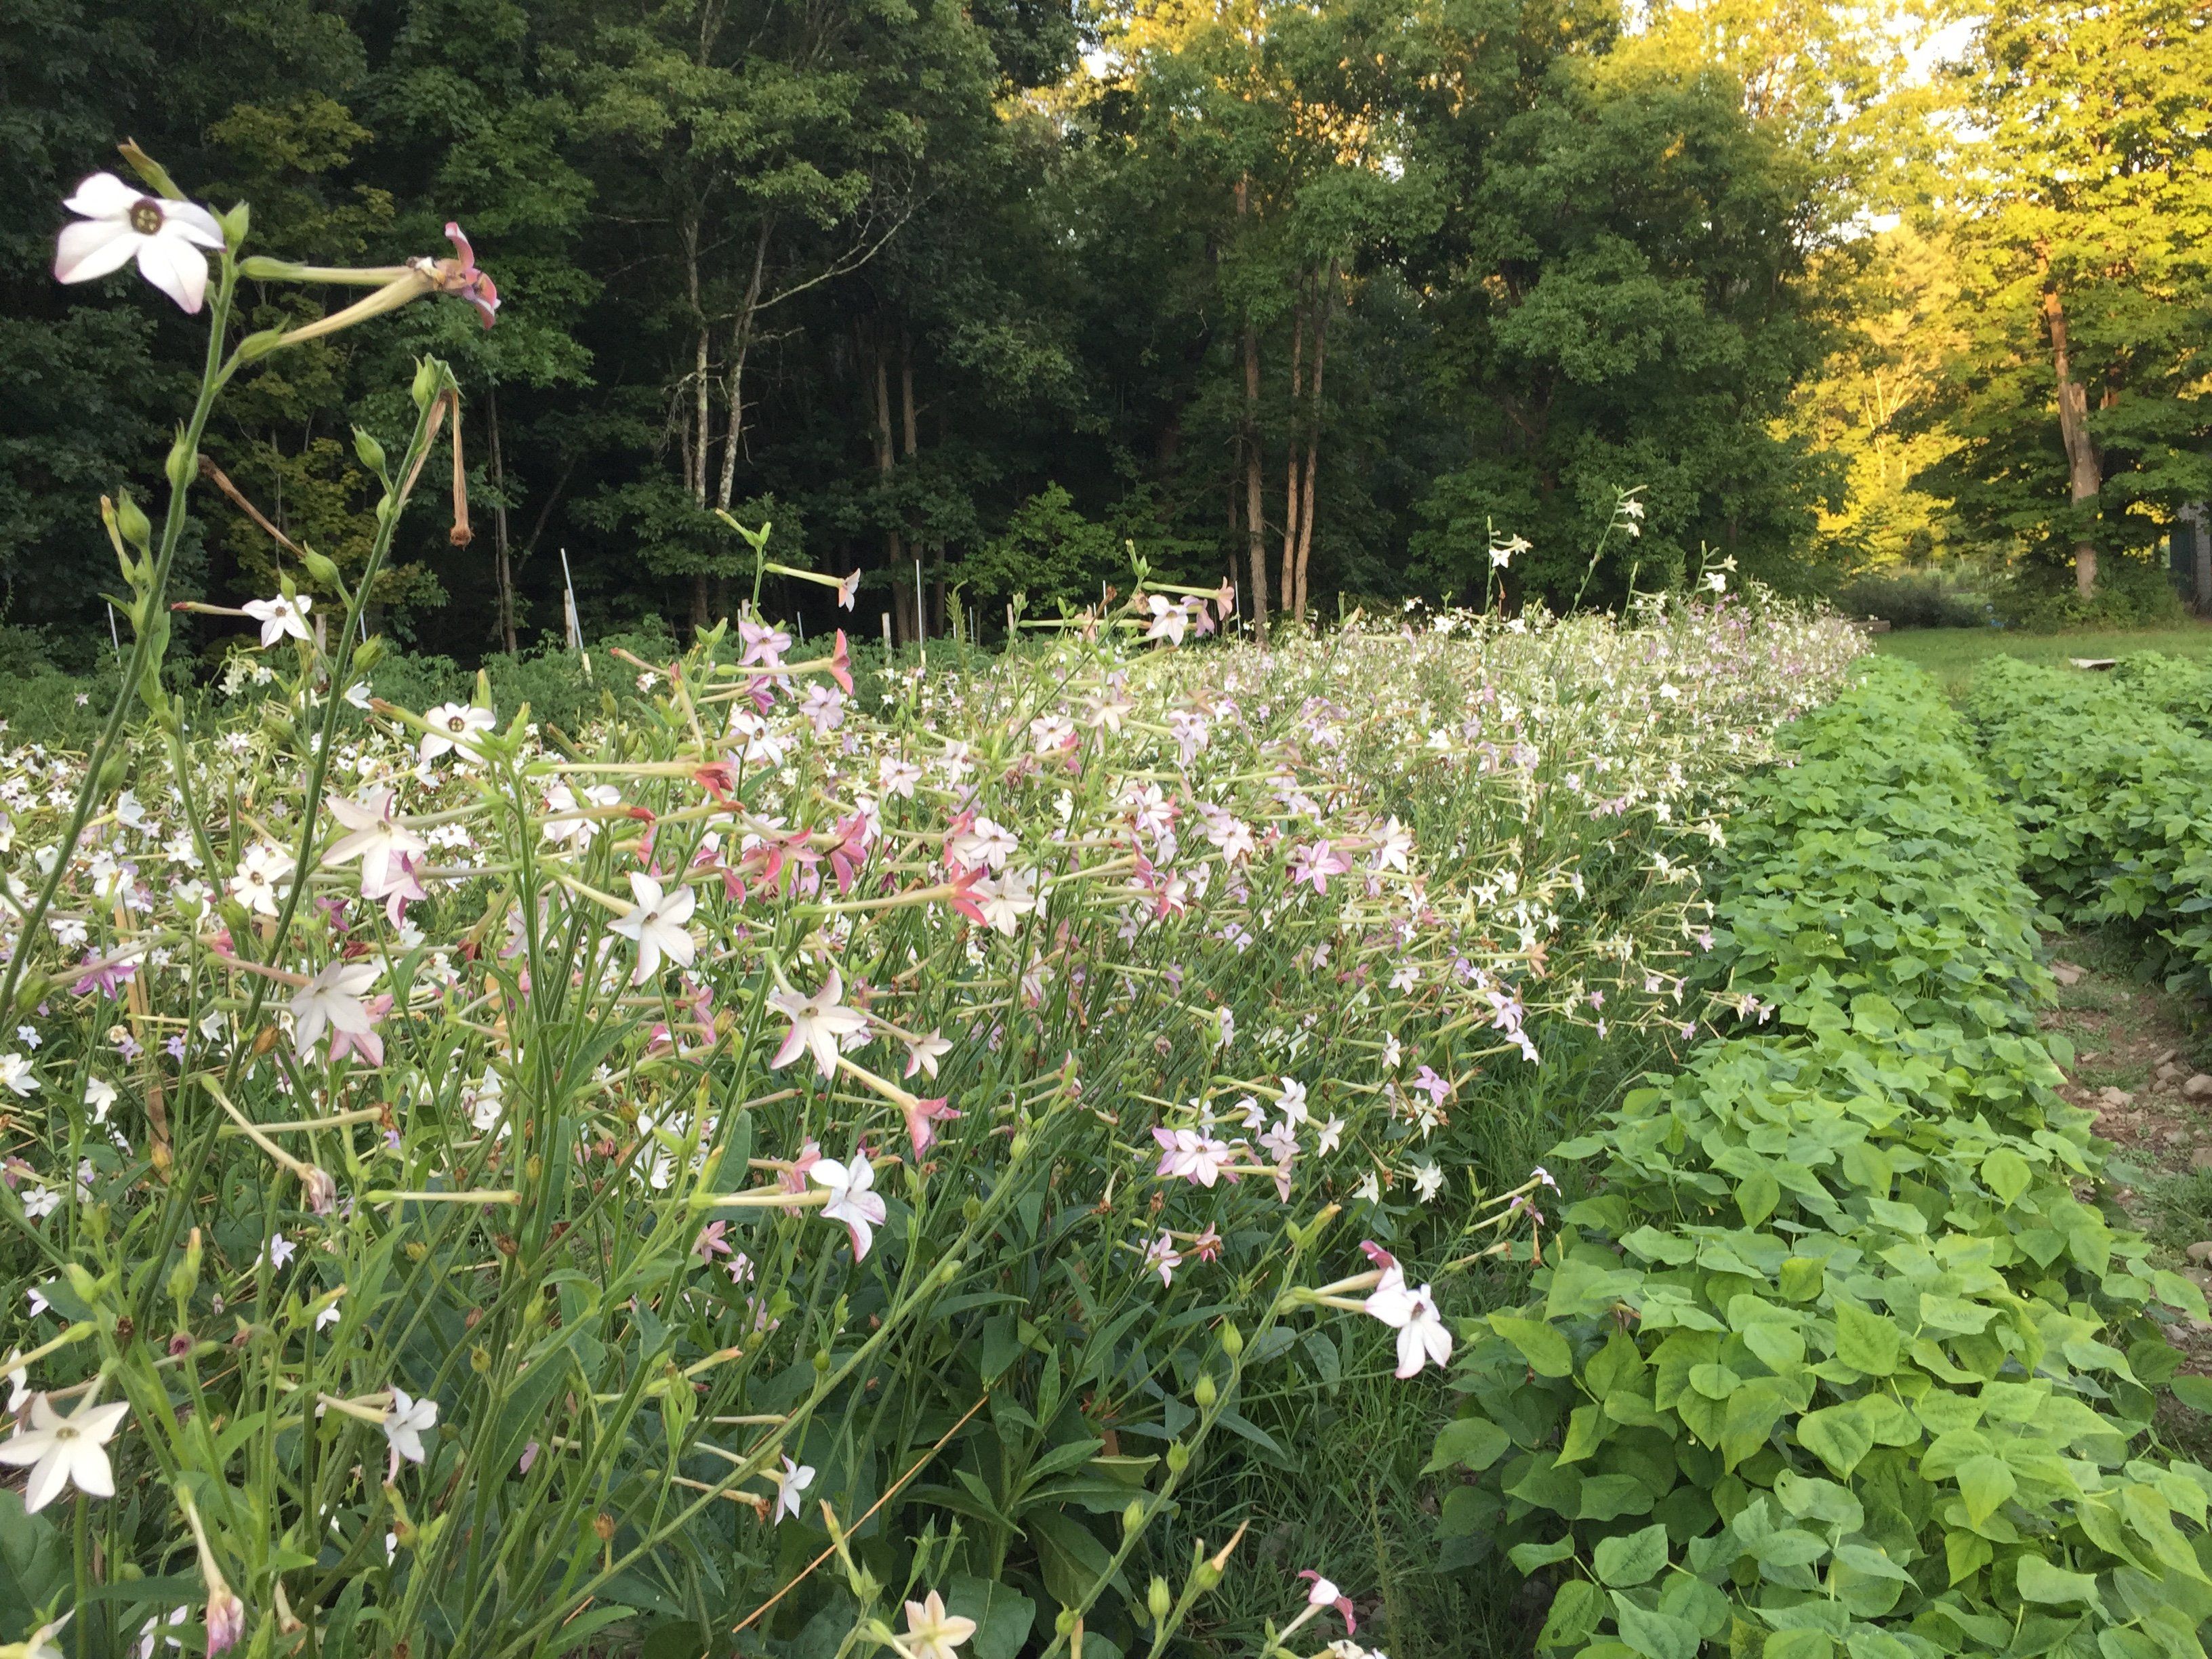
[[113, 491, 153, 554], [470, 1345, 491, 1374], [413, 360, 443, 411], [218, 201, 250, 249], [1148, 1577, 1172, 1621], [167, 1227, 203, 1309], [352, 636, 385, 673], [354, 427, 388, 475], [1191, 1558, 1222, 1592], [813, 1348, 832, 1375], [1219, 1321, 1243, 1359], [1193, 1372, 1216, 1410], [1166, 1440, 1190, 1473], [300, 548, 344, 591], [1122, 1499, 1144, 1538]]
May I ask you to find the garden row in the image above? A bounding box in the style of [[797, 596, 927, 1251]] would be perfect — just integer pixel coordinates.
[[1429, 657, 2212, 1659], [0, 570, 1860, 1659], [1967, 656, 2212, 997]]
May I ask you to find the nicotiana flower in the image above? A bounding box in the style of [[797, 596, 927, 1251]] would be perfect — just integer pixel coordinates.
[[1299, 1571, 1358, 1634], [384, 1387, 438, 1466], [774, 1454, 815, 1523], [0, 1053, 37, 1097], [323, 790, 427, 897], [811, 1151, 886, 1260], [769, 969, 869, 1078], [0, 1389, 129, 1512], [609, 873, 698, 984], [902, 1591, 979, 1659], [243, 594, 312, 649], [289, 961, 382, 1061], [1364, 1265, 1452, 1378], [53, 172, 225, 312], [419, 701, 495, 764]]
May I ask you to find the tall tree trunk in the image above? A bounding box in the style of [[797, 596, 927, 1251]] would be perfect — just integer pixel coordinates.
[[1281, 283, 1304, 628], [714, 220, 774, 515], [487, 383, 518, 655], [1294, 260, 1333, 625], [1235, 176, 1267, 639], [2040, 258, 2102, 600], [872, 332, 906, 640]]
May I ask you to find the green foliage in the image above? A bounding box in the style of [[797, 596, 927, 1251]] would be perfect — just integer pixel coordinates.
[[1910, 0, 2212, 584], [1430, 658, 2212, 1659], [1967, 657, 2212, 996]]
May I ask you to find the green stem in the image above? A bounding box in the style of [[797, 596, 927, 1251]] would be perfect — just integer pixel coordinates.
[[0, 256, 239, 1030]]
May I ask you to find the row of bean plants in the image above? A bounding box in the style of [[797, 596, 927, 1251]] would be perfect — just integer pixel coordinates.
[[1966, 658, 2212, 996], [1425, 657, 2212, 1659]]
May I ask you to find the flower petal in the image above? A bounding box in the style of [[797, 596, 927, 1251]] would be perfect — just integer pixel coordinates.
[[134, 233, 208, 313], [68, 1442, 115, 1498], [62, 172, 141, 219], [53, 218, 140, 285], [161, 200, 226, 249]]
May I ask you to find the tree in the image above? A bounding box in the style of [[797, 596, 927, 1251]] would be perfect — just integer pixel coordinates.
[[1915, 0, 2212, 600]]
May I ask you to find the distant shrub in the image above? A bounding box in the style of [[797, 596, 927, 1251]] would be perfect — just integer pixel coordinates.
[[1992, 554, 2188, 632], [1830, 571, 1989, 630]]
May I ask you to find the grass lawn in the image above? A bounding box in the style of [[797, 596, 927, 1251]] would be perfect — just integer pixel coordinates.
[[1873, 619, 2212, 697]]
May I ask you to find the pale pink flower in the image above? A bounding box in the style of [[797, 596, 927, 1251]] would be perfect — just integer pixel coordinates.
[[769, 969, 870, 1078]]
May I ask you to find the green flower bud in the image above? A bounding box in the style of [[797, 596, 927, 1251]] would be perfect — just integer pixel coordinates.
[[1166, 1439, 1190, 1473], [813, 1348, 832, 1374], [113, 492, 153, 554], [1193, 1372, 1217, 1410], [1148, 1577, 1172, 1621], [352, 636, 386, 673], [167, 1227, 203, 1310], [300, 549, 344, 590], [354, 427, 388, 475], [1219, 1321, 1243, 1359], [1123, 1499, 1145, 1538]]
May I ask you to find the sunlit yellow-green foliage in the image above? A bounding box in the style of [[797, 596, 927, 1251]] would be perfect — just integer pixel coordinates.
[[1788, 222, 1965, 567]]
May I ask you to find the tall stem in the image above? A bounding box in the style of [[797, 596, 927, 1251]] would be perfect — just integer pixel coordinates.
[[0, 258, 239, 1030]]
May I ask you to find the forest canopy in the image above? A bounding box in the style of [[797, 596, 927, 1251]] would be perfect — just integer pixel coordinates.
[[2, 0, 2208, 661]]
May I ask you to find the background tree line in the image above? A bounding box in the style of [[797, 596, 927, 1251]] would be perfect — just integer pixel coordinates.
[[2, 0, 2208, 666]]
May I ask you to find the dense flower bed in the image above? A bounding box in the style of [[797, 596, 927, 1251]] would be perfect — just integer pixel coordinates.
[[1429, 659, 2212, 1659], [0, 577, 1859, 1656]]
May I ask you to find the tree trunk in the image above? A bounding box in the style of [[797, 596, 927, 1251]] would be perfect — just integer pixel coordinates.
[[1281, 285, 1304, 630], [2041, 268, 2102, 599], [1235, 176, 1267, 639], [714, 220, 773, 514], [1294, 260, 1333, 625], [872, 332, 906, 640], [487, 383, 518, 654]]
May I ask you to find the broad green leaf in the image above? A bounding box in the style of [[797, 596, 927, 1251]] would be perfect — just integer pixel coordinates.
[[946, 1578, 1035, 1659], [1490, 1314, 1574, 1378], [1980, 1147, 2031, 1205], [1797, 1406, 1874, 1479], [1610, 1594, 1699, 1659], [2015, 1556, 2099, 1606], [1832, 1302, 1898, 1376], [1593, 1523, 1669, 1587], [1425, 1417, 1511, 1475], [1537, 1580, 1603, 1650], [1509, 1538, 1577, 1573], [1954, 1454, 2016, 1524], [1738, 1168, 1780, 1226], [1764, 1626, 1833, 1659]]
